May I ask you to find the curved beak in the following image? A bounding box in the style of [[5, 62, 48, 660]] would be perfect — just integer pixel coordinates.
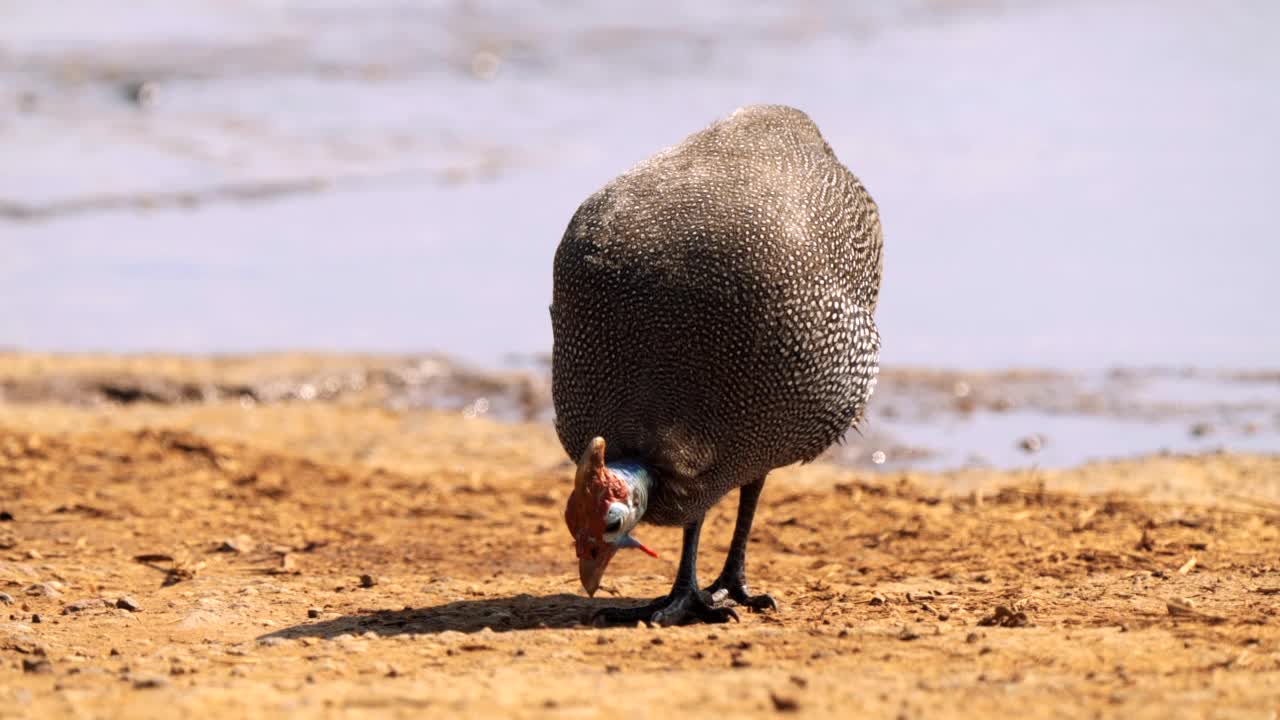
[[578, 543, 618, 597]]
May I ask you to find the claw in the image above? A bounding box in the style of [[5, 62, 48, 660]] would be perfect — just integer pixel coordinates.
[[704, 575, 779, 614], [590, 587, 741, 627]]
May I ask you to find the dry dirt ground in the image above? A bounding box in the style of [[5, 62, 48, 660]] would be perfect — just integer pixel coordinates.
[[1, 356, 1279, 719]]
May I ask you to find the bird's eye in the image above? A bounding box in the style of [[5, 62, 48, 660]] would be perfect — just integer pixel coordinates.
[[603, 502, 628, 539]]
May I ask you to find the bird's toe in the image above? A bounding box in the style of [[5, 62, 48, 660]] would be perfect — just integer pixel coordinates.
[[650, 591, 738, 627], [705, 576, 780, 613], [737, 592, 778, 612]]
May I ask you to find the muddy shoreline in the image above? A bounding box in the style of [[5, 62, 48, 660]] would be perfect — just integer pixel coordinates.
[[2, 352, 1276, 472]]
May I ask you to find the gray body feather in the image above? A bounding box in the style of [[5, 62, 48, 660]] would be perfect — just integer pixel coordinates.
[[551, 105, 883, 525]]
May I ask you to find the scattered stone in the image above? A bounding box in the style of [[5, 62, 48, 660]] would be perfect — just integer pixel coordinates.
[[359, 574, 378, 588], [730, 653, 751, 668], [0, 510, 13, 521], [26, 582, 62, 599], [308, 607, 322, 619], [770, 691, 800, 712], [977, 606, 1030, 628], [23, 658, 53, 674], [0, 592, 13, 604], [898, 625, 920, 641], [132, 675, 169, 689], [63, 599, 110, 614], [868, 593, 886, 606], [31, 613, 42, 623], [162, 563, 201, 587], [116, 596, 141, 612], [258, 636, 288, 647]]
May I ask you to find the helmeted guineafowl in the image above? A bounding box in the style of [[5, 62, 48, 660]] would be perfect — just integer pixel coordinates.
[[554, 104, 883, 626]]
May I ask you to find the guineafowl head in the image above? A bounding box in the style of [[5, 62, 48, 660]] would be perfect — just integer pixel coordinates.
[[563, 437, 658, 596]]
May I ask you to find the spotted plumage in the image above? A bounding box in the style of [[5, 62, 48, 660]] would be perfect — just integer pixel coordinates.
[[551, 104, 883, 527]]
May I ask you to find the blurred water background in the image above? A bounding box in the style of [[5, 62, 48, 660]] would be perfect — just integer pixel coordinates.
[[2, 0, 1278, 469]]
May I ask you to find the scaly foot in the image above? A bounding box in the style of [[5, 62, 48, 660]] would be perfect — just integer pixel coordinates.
[[704, 573, 778, 613], [591, 587, 740, 627]]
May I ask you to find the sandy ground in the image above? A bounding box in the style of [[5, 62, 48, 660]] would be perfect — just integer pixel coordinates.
[[2, 357, 1279, 719]]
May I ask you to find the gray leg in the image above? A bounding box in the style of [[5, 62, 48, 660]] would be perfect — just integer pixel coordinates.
[[705, 475, 778, 612]]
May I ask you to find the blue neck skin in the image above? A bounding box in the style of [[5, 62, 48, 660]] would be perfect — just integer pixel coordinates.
[[606, 461, 652, 524]]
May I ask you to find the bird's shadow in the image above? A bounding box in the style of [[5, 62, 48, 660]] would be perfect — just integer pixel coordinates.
[[260, 593, 651, 641]]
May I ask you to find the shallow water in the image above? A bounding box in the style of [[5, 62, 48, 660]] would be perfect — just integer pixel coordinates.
[[2, 1, 1278, 468]]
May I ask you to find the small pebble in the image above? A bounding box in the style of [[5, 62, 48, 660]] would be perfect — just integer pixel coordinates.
[[63, 599, 106, 614], [116, 596, 141, 612], [23, 658, 53, 674], [307, 607, 322, 619], [26, 582, 62, 599], [132, 675, 169, 689], [359, 574, 378, 588], [0, 592, 13, 604], [31, 613, 42, 623], [770, 692, 800, 712]]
